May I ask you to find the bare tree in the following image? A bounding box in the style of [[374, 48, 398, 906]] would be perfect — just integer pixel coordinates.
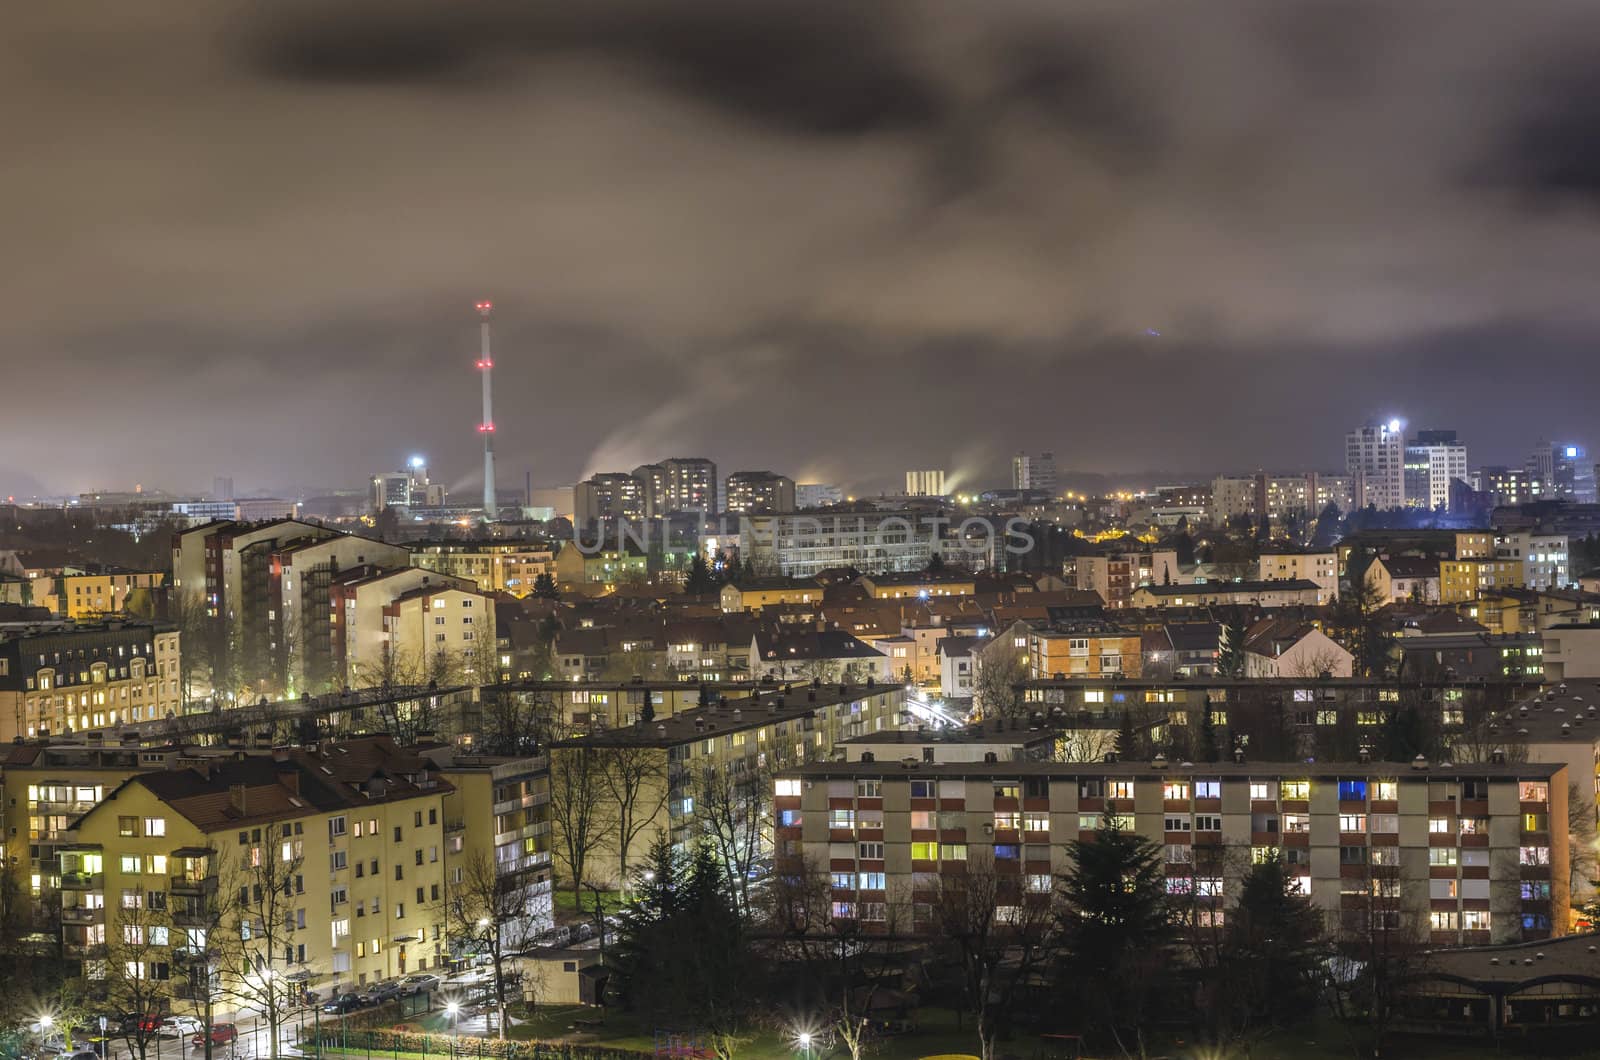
[[602, 746, 669, 893], [548, 746, 616, 894], [166, 589, 211, 708], [215, 831, 307, 1059], [92, 902, 173, 1060], [932, 865, 1058, 1060], [973, 651, 1028, 721], [441, 852, 527, 1038], [1329, 861, 1431, 1058], [1055, 726, 1120, 764], [768, 859, 911, 1060], [695, 761, 769, 914]]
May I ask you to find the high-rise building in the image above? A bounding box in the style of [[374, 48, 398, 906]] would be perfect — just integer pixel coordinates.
[[1346, 421, 1406, 510], [1010, 451, 1057, 494], [1533, 442, 1597, 503], [1475, 466, 1542, 506], [905, 469, 947, 497], [1404, 430, 1468, 511], [631, 458, 717, 514], [211, 476, 234, 502], [574, 472, 645, 523], [724, 471, 795, 514]]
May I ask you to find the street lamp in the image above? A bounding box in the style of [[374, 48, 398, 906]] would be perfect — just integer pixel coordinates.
[[798, 1032, 812, 1060], [446, 1002, 460, 1060]]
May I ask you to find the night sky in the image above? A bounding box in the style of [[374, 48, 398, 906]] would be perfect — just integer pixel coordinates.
[[6, 1, 1600, 500]]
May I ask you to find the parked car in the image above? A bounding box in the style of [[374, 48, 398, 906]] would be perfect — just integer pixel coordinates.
[[159, 1017, 203, 1039], [59, 1050, 98, 1060], [191, 1025, 237, 1048], [399, 974, 441, 997], [321, 994, 362, 1015], [357, 982, 400, 1006]]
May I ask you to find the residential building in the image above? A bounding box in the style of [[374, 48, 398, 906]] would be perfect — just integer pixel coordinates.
[[796, 484, 843, 509], [1142, 623, 1223, 678], [0, 621, 181, 741], [1011, 452, 1057, 495], [750, 629, 892, 683], [1242, 620, 1354, 678], [573, 473, 645, 524], [1496, 532, 1570, 592], [857, 572, 978, 600], [411, 542, 555, 597], [1404, 430, 1468, 512], [550, 684, 905, 886], [838, 720, 1055, 765], [724, 472, 795, 515], [938, 635, 987, 699], [1440, 559, 1524, 606], [1476, 466, 1543, 507], [1366, 557, 1441, 605], [1544, 626, 1600, 682], [719, 578, 822, 613], [327, 567, 494, 689], [272, 534, 413, 695], [1027, 622, 1142, 679], [1127, 580, 1323, 610], [60, 737, 453, 991], [740, 512, 941, 578], [904, 470, 947, 498], [1073, 549, 1180, 608], [170, 518, 342, 695], [421, 747, 554, 958], [1, 742, 193, 920], [774, 758, 1569, 945], [633, 458, 718, 515], [1347, 421, 1407, 510], [552, 543, 648, 595], [1397, 633, 1544, 680], [1211, 474, 1353, 526], [1258, 550, 1338, 602], [32, 570, 165, 621]]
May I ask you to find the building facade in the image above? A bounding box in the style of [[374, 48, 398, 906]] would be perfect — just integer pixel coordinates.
[[1347, 422, 1407, 511], [724, 472, 796, 515], [0, 622, 181, 741], [775, 759, 1569, 945]]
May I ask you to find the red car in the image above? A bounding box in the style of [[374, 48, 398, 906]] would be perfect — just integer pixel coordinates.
[[191, 1024, 238, 1047]]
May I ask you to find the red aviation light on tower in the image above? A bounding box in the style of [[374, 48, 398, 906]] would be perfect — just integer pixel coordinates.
[[475, 300, 493, 313], [478, 422, 496, 433], [476, 359, 494, 369]]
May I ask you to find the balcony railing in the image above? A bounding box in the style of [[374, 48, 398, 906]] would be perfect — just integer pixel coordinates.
[[59, 872, 103, 891], [60, 905, 105, 925], [170, 875, 217, 896], [62, 940, 107, 959]]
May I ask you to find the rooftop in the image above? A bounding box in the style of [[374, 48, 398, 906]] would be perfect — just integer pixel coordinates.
[[777, 758, 1565, 780], [552, 683, 903, 748]]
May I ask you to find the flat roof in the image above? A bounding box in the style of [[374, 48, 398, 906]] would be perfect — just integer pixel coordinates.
[[552, 684, 903, 748], [777, 759, 1565, 780]]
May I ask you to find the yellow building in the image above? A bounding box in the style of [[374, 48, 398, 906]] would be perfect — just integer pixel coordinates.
[[1454, 531, 1496, 560], [549, 684, 905, 889], [1, 622, 182, 742], [424, 749, 554, 953], [60, 737, 453, 1002], [554, 544, 649, 596], [1439, 558, 1523, 605], [1027, 625, 1143, 678], [412, 543, 555, 597], [855, 573, 978, 600], [719, 578, 822, 613], [34, 570, 165, 621]]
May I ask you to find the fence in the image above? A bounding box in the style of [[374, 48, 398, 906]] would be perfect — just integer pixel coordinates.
[[299, 1028, 650, 1060]]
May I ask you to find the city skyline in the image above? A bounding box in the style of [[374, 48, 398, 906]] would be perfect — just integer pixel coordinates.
[[6, 3, 1600, 497]]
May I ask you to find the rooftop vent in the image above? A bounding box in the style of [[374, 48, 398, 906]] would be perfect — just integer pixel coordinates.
[[1151, 753, 1169, 770], [860, 751, 875, 763], [1411, 754, 1429, 771], [983, 752, 999, 764]]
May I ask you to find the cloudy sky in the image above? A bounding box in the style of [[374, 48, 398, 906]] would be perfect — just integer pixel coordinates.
[[5, 0, 1599, 500]]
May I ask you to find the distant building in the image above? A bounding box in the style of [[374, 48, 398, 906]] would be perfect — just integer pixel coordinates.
[[32, 569, 165, 620], [904, 469, 947, 497], [741, 511, 942, 577], [795, 483, 843, 509], [1257, 549, 1338, 602], [1072, 549, 1180, 608], [1404, 430, 1468, 511], [1475, 465, 1543, 506], [1531, 442, 1597, 504], [0, 620, 181, 740], [1011, 451, 1057, 494], [211, 476, 234, 502], [329, 566, 494, 688], [724, 471, 795, 514], [411, 541, 555, 597], [234, 498, 300, 521], [1209, 472, 1352, 526], [633, 458, 717, 515], [1496, 532, 1570, 591], [1129, 579, 1323, 609], [574, 473, 645, 523], [1347, 421, 1406, 510]]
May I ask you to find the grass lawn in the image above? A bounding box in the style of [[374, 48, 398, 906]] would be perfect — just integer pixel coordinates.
[[553, 890, 626, 918]]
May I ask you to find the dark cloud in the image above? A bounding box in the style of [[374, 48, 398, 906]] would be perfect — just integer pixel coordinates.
[[4, 0, 1600, 499]]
